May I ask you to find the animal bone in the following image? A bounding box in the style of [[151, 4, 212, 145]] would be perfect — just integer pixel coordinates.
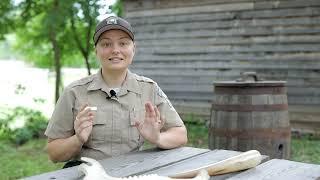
[[85, 106, 97, 111], [79, 150, 262, 180], [170, 150, 262, 178], [78, 157, 209, 180]]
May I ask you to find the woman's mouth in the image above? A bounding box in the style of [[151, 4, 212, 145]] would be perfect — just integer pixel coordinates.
[[108, 57, 123, 63]]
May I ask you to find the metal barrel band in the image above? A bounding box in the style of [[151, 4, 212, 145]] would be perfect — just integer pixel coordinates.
[[210, 127, 291, 139], [214, 86, 287, 95], [211, 104, 288, 112]]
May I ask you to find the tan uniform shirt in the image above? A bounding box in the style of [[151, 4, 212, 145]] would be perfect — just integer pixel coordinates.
[[45, 69, 184, 160]]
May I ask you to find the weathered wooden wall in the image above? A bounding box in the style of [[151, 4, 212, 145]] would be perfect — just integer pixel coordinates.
[[123, 0, 320, 133]]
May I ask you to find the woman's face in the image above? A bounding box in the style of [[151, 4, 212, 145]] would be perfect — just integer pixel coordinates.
[[95, 29, 135, 72]]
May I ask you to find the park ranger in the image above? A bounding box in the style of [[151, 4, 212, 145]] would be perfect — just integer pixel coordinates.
[[45, 16, 188, 167]]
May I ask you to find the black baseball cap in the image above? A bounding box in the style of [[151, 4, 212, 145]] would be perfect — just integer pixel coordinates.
[[93, 16, 134, 45]]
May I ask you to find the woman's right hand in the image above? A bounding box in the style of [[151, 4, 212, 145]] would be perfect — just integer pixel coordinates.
[[74, 104, 95, 144]]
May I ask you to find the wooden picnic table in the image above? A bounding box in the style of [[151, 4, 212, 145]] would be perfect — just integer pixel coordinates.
[[25, 147, 320, 180]]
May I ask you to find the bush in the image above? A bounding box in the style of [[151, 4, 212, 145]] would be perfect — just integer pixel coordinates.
[[0, 106, 48, 145]]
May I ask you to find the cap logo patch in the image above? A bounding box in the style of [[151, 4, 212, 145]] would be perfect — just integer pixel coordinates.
[[106, 18, 117, 25]]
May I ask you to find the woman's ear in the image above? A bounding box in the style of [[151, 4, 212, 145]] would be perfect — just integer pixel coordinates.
[[133, 42, 136, 54]]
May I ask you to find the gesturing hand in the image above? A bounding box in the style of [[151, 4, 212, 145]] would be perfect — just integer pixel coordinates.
[[74, 104, 95, 144], [134, 102, 165, 145]]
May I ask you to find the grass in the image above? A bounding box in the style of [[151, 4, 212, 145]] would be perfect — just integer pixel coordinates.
[[290, 134, 320, 164], [0, 122, 319, 179], [0, 139, 63, 180]]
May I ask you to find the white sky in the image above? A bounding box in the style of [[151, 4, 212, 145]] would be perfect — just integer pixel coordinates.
[[98, 0, 117, 20]]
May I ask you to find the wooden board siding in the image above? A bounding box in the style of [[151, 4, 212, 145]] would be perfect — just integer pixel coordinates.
[[123, 0, 320, 133]]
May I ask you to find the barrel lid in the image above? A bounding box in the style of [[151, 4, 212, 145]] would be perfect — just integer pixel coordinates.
[[214, 72, 286, 87]]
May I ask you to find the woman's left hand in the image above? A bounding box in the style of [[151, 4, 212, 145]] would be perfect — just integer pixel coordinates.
[[134, 102, 165, 144]]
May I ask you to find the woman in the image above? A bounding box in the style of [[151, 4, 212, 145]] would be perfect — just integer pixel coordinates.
[[45, 16, 187, 166]]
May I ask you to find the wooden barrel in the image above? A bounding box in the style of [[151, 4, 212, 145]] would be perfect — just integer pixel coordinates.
[[209, 72, 291, 159]]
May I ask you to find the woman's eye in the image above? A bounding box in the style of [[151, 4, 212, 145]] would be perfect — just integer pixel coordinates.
[[100, 42, 111, 47], [121, 41, 131, 46], [105, 43, 112, 47]]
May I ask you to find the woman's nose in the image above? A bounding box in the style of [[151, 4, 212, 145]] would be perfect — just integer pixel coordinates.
[[111, 45, 120, 54]]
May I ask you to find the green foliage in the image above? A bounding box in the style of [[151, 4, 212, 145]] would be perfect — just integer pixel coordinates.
[[291, 134, 320, 164], [0, 139, 63, 179], [182, 114, 209, 148], [111, 0, 124, 17], [0, 36, 22, 59], [12, 0, 104, 69], [183, 113, 206, 124], [10, 0, 107, 101], [12, 128, 34, 146], [1, 0, 120, 68], [185, 121, 208, 148], [0, 108, 12, 137], [0, 106, 48, 145], [13, 4, 72, 68], [0, 0, 15, 40]]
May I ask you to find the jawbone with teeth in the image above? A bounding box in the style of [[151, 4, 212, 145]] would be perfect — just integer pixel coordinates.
[[78, 157, 209, 180]]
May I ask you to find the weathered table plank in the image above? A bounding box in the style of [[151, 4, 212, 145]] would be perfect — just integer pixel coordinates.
[[24, 147, 209, 180], [24, 166, 81, 180], [146, 149, 268, 180], [24, 147, 319, 180], [146, 149, 241, 176], [100, 146, 209, 177], [227, 159, 320, 180]]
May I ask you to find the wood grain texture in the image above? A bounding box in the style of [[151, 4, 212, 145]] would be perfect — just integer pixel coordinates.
[[126, 3, 254, 17], [227, 159, 320, 180], [24, 147, 209, 180], [23, 147, 319, 180], [209, 83, 291, 159], [100, 147, 209, 177], [145, 150, 269, 177], [124, 0, 320, 133]]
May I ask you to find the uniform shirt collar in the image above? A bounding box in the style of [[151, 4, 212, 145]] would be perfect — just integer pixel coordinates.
[[87, 69, 108, 92], [87, 69, 142, 95], [122, 69, 142, 95]]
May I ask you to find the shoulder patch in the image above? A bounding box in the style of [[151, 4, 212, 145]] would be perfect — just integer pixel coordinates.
[[156, 85, 167, 99], [135, 74, 155, 83], [156, 85, 175, 109], [68, 75, 94, 88]]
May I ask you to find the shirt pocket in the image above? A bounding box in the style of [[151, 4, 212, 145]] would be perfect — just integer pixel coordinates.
[[128, 106, 145, 147], [129, 106, 145, 126], [91, 108, 110, 142]]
